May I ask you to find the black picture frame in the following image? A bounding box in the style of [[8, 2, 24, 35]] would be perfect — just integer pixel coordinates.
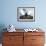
[[17, 7, 35, 22]]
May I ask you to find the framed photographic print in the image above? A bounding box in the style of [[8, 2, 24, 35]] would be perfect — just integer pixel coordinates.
[[17, 7, 35, 22]]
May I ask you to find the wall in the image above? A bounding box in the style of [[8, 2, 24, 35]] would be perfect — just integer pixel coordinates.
[[0, 0, 46, 29]]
